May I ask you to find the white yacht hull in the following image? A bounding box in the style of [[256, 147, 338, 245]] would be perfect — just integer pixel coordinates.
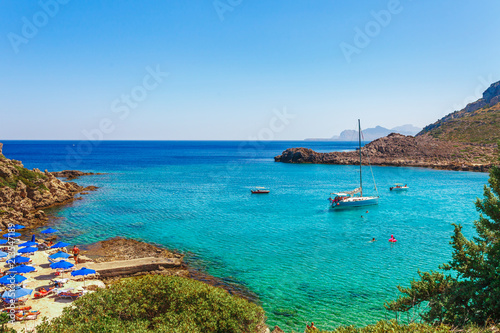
[[331, 196, 379, 209]]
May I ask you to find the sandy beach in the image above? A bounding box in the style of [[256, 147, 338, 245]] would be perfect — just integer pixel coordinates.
[[3, 245, 105, 332]]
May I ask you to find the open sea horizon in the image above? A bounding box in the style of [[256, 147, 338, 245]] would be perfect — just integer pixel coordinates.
[[0, 140, 488, 331]]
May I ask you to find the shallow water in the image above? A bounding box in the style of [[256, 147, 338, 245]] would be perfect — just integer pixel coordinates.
[[2, 141, 488, 331]]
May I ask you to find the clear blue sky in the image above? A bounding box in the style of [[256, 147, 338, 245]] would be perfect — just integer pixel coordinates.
[[1, 0, 499, 140]]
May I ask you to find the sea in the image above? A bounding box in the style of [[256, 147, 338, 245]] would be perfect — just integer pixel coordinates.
[[1, 141, 488, 331]]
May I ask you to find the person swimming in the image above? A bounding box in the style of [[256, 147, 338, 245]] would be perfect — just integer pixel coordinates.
[[369, 237, 376, 242]]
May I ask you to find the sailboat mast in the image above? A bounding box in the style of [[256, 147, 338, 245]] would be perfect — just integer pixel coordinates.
[[358, 119, 363, 196]]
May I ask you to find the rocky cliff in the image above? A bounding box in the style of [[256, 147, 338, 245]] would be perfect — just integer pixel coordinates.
[[418, 80, 500, 144], [275, 133, 497, 171], [0, 143, 96, 229]]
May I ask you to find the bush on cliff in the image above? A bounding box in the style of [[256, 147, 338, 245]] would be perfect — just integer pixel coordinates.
[[36, 275, 266, 333], [384, 161, 500, 326], [0, 164, 47, 191]]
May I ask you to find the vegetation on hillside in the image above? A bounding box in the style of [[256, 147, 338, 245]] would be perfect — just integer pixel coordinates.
[[36, 275, 266, 333], [0, 163, 48, 191], [384, 159, 500, 326], [420, 103, 500, 144]]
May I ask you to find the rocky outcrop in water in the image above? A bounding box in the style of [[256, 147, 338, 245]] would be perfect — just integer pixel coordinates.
[[0, 144, 97, 229], [51, 170, 102, 180], [275, 133, 497, 172]]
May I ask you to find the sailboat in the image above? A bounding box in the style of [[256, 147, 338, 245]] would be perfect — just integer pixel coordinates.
[[329, 120, 379, 209]]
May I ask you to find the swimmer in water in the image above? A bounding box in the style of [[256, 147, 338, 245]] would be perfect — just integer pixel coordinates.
[[369, 237, 376, 242]]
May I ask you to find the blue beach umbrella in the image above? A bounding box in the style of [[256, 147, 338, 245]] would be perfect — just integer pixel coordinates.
[[71, 267, 96, 286], [48, 251, 70, 260], [18, 246, 38, 254], [41, 228, 58, 234], [6, 256, 30, 265], [71, 267, 96, 277], [0, 239, 7, 245], [31, 234, 36, 242], [2, 286, 32, 300], [12, 224, 25, 230], [0, 251, 8, 258], [51, 241, 70, 249], [50, 260, 74, 270], [2, 232, 21, 238], [19, 241, 37, 247], [0, 274, 27, 285], [8, 265, 35, 274]]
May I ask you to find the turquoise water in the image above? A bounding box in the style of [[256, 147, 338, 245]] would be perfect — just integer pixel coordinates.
[[2, 141, 488, 331]]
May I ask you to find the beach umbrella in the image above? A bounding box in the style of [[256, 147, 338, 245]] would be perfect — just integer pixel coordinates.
[[50, 260, 74, 270], [0, 274, 27, 285], [8, 265, 35, 274], [6, 256, 30, 265], [31, 234, 36, 242], [12, 224, 25, 230], [18, 241, 37, 247], [41, 228, 58, 234], [1, 286, 32, 300], [2, 232, 21, 238], [48, 251, 71, 260], [51, 241, 70, 249], [71, 267, 96, 286], [71, 267, 96, 277], [17, 246, 38, 254], [0, 239, 7, 245], [0, 251, 8, 258]]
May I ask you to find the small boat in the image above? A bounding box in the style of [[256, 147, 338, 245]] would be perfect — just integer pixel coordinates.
[[329, 120, 379, 209], [390, 184, 409, 191], [251, 187, 270, 194]]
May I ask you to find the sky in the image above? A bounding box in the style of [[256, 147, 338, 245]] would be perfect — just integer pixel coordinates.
[[1, 0, 500, 140]]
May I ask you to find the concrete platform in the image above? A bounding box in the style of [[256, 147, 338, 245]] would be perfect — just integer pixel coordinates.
[[85, 257, 182, 278]]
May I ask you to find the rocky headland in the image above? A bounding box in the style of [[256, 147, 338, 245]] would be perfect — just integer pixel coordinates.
[[0, 142, 97, 229], [275, 133, 497, 172], [278, 80, 500, 171]]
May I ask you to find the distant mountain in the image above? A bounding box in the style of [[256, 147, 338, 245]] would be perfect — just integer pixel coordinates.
[[305, 124, 421, 142], [418, 80, 500, 144]]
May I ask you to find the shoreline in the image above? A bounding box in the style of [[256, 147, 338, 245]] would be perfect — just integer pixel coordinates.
[[4, 189, 263, 331], [274, 134, 497, 172]]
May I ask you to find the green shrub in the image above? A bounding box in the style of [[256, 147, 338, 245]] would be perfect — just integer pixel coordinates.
[[36, 275, 266, 333], [0, 166, 48, 191], [385, 163, 500, 326]]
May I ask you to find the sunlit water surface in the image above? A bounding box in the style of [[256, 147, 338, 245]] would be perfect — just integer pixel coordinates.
[[2, 141, 487, 331]]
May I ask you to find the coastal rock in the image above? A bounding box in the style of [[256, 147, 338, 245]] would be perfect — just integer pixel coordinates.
[[0, 142, 100, 229], [51, 170, 102, 180], [275, 134, 497, 172], [270, 326, 285, 333], [483, 80, 500, 104]]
